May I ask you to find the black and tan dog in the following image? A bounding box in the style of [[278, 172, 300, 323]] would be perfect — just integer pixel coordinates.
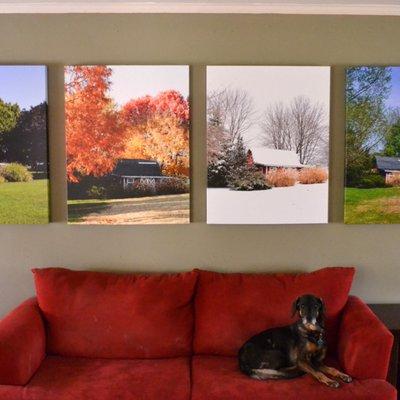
[[238, 294, 352, 388]]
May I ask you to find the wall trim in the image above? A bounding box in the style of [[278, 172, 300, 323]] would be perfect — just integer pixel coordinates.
[[0, 1, 399, 15]]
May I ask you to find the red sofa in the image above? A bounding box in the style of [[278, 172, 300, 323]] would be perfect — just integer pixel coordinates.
[[0, 267, 396, 400]]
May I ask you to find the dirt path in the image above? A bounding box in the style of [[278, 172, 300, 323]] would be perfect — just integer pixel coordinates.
[[68, 194, 190, 224]]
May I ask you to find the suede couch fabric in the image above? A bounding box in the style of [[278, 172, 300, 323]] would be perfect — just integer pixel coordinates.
[[0, 356, 191, 400], [338, 296, 394, 380], [33, 268, 197, 359], [0, 267, 395, 399], [190, 356, 397, 400], [0, 298, 45, 385], [193, 267, 355, 356]]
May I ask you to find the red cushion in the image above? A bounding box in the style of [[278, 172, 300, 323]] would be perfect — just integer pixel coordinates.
[[0, 356, 191, 400], [0, 298, 45, 385], [191, 355, 397, 400], [33, 268, 197, 358], [194, 267, 355, 356]]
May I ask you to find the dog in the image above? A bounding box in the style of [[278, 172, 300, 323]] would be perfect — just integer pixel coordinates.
[[238, 294, 352, 388]]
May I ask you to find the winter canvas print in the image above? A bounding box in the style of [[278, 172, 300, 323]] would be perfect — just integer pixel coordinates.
[[65, 65, 190, 224], [345, 66, 400, 224], [0, 66, 49, 224], [207, 66, 330, 224]]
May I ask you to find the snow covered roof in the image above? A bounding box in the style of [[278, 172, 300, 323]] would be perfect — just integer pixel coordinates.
[[249, 147, 304, 168]]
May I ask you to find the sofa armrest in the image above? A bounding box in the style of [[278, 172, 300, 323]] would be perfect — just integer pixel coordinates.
[[338, 296, 393, 380], [0, 298, 46, 385]]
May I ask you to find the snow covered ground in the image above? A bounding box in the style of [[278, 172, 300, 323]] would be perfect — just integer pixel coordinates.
[[207, 182, 328, 224]]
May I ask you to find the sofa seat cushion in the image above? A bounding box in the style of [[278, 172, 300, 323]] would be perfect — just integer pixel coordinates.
[[0, 356, 191, 400], [33, 268, 197, 358], [194, 267, 355, 356], [191, 356, 397, 400]]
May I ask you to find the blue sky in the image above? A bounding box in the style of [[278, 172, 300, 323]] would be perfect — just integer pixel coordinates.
[[387, 67, 400, 109], [0, 66, 47, 110]]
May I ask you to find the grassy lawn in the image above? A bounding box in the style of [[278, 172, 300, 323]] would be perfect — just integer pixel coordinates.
[[345, 187, 400, 224], [68, 193, 190, 224], [0, 179, 50, 224]]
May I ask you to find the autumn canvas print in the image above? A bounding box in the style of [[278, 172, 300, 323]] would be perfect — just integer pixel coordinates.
[[207, 66, 330, 224], [65, 65, 190, 224], [345, 66, 400, 224], [0, 66, 49, 224]]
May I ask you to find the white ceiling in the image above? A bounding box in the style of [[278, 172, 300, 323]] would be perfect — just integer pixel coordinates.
[[0, 0, 399, 14]]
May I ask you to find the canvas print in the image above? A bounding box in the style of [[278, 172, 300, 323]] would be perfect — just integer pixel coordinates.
[[207, 66, 330, 224], [65, 65, 190, 224], [0, 66, 49, 224], [345, 66, 400, 224]]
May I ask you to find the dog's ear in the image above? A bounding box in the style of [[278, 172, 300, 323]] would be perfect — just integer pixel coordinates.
[[291, 297, 300, 317], [318, 297, 326, 315]]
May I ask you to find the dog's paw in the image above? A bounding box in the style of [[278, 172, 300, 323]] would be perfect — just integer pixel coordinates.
[[325, 380, 340, 389], [341, 374, 352, 383]]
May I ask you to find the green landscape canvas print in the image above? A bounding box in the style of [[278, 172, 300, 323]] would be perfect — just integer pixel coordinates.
[[345, 66, 400, 224], [0, 66, 49, 224]]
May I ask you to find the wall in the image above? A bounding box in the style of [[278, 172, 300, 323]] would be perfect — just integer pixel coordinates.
[[0, 14, 399, 316]]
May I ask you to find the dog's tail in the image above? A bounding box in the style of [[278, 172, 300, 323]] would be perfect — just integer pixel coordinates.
[[249, 366, 304, 380]]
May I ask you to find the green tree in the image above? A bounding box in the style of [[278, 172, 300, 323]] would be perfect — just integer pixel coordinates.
[[346, 67, 392, 187], [0, 103, 48, 169], [0, 98, 20, 134], [384, 118, 400, 157]]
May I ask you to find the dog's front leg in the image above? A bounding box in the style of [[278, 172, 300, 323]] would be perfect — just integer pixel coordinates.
[[297, 360, 340, 388], [318, 365, 352, 383]]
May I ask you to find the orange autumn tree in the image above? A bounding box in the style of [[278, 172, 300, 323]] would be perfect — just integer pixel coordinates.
[[122, 90, 190, 177], [65, 65, 126, 182]]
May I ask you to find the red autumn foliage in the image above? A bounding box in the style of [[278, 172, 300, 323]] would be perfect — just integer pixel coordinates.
[[122, 90, 190, 177], [65, 66, 126, 183], [65, 66, 190, 183]]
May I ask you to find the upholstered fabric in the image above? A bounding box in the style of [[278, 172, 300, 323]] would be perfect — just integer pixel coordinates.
[[0, 298, 45, 385], [0, 267, 394, 400], [193, 267, 355, 356], [0, 356, 191, 400], [33, 268, 197, 359], [191, 355, 397, 400], [338, 296, 394, 380]]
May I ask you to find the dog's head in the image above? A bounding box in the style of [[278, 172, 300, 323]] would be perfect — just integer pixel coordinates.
[[292, 294, 325, 331]]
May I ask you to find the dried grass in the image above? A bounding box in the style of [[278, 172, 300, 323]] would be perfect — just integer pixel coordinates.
[[266, 168, 298, 187], [298, 168, 328, 184]]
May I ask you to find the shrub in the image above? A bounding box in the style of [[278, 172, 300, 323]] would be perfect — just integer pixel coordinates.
[[130, 180, 156, 197], [228, 166, 270, 191], [126, 178, 189, 197], [87, 185, 107, 199], [266, 168, 298, 187], [386, 173, 400, 187], [207, 160, 228, 188], [356, 172, 386, 188], [0, 176, 5, 184], [1, 163, 33, 182], [157, 178, 189, 195], [299, 168, 328, 184]]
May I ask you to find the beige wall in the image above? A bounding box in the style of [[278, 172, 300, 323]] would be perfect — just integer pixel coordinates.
[[0, 14, 399, 317]]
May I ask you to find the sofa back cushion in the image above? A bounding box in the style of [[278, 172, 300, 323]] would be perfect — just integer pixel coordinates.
[[33, 268, 197, 359], [193, 267, 355, 356]]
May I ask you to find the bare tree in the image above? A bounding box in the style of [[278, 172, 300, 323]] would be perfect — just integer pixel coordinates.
[[291, 96, 328, 164], [259, 96, 328, 165], [207, 88, 255, 142], [260, 102, 293, 151]]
